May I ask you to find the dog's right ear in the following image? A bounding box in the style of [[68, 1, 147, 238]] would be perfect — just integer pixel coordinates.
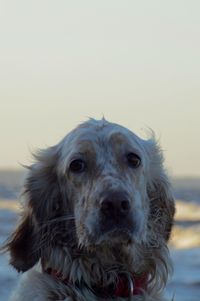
[[5, 146, 64, 272], [5, 207, 40, 272]]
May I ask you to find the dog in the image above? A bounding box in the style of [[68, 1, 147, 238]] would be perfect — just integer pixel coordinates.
[[5, 118, 175, 301]]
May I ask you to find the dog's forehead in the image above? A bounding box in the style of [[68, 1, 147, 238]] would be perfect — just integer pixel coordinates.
[[70, 119, 143, 150]]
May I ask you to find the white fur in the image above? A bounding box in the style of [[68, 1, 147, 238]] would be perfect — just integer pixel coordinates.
[[7, 119, 175, 301]]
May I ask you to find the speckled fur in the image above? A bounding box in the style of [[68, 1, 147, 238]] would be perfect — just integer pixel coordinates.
[[6, 119, 175, 301]]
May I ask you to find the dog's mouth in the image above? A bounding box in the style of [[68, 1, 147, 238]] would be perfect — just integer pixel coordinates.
[[83, 214, 140, 248], [89, 226, 134, 247], [99, 216, 135, 242], [101, 228, 133, 244]]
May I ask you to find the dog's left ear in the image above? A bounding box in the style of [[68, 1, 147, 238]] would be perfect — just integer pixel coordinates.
[[145, 138, 175, 242]]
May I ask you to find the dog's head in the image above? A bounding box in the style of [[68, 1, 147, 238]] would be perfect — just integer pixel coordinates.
[[6, 119, 175, 272]]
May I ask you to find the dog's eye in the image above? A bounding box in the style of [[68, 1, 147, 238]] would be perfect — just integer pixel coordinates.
[[69, 159, 86, 173], [127, 153, 141, 168]]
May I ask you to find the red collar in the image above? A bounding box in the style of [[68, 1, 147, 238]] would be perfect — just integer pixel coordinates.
[[115, 273, 147, 297], [46, 268, 147, 298]]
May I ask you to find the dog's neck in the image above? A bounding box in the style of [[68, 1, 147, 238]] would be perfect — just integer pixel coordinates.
[[44, 266, 148, 298], [42, 244, 145, 282], [41, 243, 172, 299], [42, 245, 148, 298]]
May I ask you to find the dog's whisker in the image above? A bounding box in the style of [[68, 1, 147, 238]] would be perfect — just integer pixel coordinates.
[[39, 216, 75, 227]]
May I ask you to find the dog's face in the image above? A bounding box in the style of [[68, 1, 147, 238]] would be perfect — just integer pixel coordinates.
[[61, 121, 149, 247], [6, 119, 175, 272]]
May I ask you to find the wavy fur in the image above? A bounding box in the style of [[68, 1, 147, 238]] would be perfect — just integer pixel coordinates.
[[5, 119, 175, 301]]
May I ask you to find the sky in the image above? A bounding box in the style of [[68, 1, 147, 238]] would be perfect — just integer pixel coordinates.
[[0, 0, 200, 177]]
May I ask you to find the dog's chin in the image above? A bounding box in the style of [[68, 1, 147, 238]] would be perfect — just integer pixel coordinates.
[[95, 228, 134, 246]]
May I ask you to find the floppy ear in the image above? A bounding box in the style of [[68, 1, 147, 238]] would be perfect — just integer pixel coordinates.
[[6, 146, 64, 272], [148, 176, 175, 241], [145, 138, 175, 242], [7, 208, 39, 272]]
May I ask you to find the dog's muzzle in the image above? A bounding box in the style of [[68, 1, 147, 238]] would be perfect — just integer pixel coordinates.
[[99, 190, 135, 238]]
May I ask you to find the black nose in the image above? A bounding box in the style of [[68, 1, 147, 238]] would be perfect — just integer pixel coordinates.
[[101, 191, 131, 218]]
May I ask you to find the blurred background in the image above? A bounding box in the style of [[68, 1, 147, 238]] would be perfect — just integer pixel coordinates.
[[0, 1, 200, 300]]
